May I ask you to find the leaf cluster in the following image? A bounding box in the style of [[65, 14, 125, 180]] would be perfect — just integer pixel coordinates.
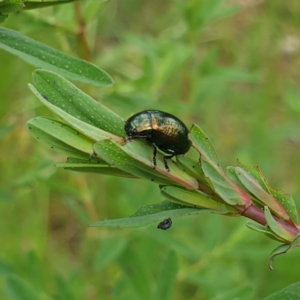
[[22, 66, 300, 268]]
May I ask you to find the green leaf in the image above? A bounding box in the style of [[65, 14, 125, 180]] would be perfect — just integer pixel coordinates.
[[90, 200, 212, 228], [0, 0, 24, 14], [27, 117, 94, 154], [263, 282, 300, 300], [176, 155, 211, 187], [268, 244, 290, 270], [203, 160, 248, 206], [268, 234, 300, 270], [246, 221, 287, 243], [226, 166, 248, 190], [269, 189, 298, 224], [235, 167, 290, 221], [177, 155, 224, 200], [0, 27, 113, 86], [264, 207, 294, 242], [227, 166, 266, 211], [26, 119, 136, 179], [189, 124, 219, 165], [93, 140, 177, 186], [30, 69, 123, 136], [29, 84, 117, 143], [160, 185, 237, 214], [27, 118, 91, 158], [122, 141, 199, 189], [189, 125, 251, 206], [94, 139, 199, 189], [154, 250, 178, 300], [236, 162, 270, 190], [56, 157, 137, 178], [236, 162, 298, 223]]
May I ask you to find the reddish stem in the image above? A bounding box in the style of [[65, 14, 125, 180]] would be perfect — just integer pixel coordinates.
[[196, 178, 300, 239], [241, 204, 299, 237]]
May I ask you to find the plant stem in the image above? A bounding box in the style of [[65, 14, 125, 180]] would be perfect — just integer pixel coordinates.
[[73, 2, 91, 61], [242, 204, 299, 237]]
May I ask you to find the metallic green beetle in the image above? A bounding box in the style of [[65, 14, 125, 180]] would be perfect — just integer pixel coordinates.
[[124, 110, 191, 171]]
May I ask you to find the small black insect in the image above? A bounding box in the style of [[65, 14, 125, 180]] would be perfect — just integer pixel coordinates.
[[157, 218, 172, 230], [124, 110, 191, 171]]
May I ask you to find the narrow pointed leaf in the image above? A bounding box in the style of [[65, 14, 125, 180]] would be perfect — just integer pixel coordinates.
[[56, 157, 137, 178], [27, 117, 94, 154], [0, 28, 113, 86], [176, 156, 206, 182], [227, 166, 265, 211], [93, 140, 182, 186], [160, 185, 237, 214], [270, 190, 298, 224], [226, 166, 246, 189], [31, 69, 124, 136], [237, 162, 298, 223], [27, 118, 91, 158], [204, 159, 250, 206], [236, 168, 289, 221], [204, 160, 250, 206], [268, 234, 300, 270], [227, 166, 265, 210], [189, 124, 219, 164], [28, 84, 117, 142], [90, 200, 217, 228], [190, 125, 251, 206], [66, 155, 107, 165], [176, 156, 218, 199], [246, 221, 287, 243], [237, 161, 270, 190], [94, 139, 199, 189], [268, 244, 291, 270], [264, 207, 294, 242], [122, 140, 199, 189]]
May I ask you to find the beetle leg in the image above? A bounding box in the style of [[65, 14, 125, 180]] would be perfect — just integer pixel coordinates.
[[163, 157, 170, 172], [152, 146, 157, 169], [163, 154, 175, 172]]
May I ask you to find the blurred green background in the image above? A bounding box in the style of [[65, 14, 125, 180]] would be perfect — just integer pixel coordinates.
[[1, 0, 300, 299]]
